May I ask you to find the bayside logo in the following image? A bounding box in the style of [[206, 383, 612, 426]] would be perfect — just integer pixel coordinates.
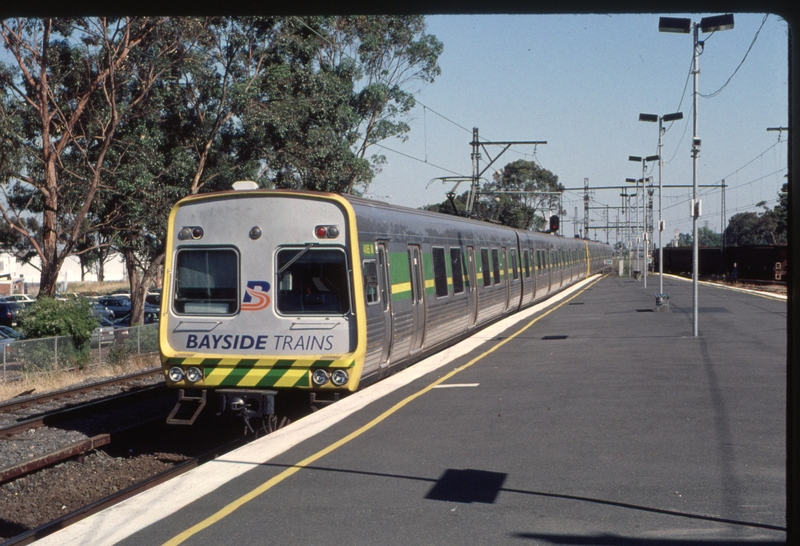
[[242, 280, 271, 310]]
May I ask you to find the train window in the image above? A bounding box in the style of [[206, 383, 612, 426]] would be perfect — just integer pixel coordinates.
[[276, 248, 350, 315], [450, 248, 464, 294], [523, 249, 531, 278], [510, 249, 519, 280], [363, 260, 379, 305], [174, 248, 238, 315], [480, 249, 491, 287], [491, 249, 500, 285], [432, 247, 448, 298]]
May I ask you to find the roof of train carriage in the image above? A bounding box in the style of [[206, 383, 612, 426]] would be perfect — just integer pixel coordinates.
[[183, 187, 610, 247]]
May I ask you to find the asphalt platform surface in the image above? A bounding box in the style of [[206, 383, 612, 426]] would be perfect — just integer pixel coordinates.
[[41, 274, 787, 545]]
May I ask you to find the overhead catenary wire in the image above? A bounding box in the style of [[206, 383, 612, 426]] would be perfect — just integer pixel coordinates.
[[700, 14, 769, 99]]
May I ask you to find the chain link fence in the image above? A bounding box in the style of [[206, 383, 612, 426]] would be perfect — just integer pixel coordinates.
[[1, 324, 159, 382]]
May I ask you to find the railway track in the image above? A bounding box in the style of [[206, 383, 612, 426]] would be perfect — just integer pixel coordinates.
[[3, 435, 249, 546], [0, 380, 308, 543], [0, 384, 169, 485], [0, 368, 163, 415]]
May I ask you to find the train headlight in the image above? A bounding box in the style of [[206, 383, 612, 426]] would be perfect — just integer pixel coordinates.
[[311, 369, 330, 386], [185, 367, 204, 383], [168, 367, 185, 382], [330, 369, 349, 386]]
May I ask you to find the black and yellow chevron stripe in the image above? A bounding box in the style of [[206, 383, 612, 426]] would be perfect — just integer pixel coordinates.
[[164, 357, 356, 389]]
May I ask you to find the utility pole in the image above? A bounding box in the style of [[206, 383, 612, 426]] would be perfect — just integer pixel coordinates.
[[583, 178, 590, 239], [466, 127, 547, 215]]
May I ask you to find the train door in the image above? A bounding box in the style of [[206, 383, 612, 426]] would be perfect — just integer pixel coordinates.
[[408, 245, 426, 352], [377, 243, 393, 366], [466, 246, 478, 327], [502, 248, 510, 312]]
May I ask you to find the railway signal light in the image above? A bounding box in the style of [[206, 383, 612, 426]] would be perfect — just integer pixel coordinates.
[[549, 215, 559, 233]]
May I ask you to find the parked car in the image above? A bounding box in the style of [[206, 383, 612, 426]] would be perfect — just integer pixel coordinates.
[[0, 325, 24, 339], [113, 310, 160, 327], [91, 302, 115, 321], [113, 310, 159, 344], [1, 294, 35, 304], [92, 318, 116, 347], [0, 330, 17, 346], [96, 296, 132, 317], [145, 292, 161, 307], [0, 302, 21, 327]]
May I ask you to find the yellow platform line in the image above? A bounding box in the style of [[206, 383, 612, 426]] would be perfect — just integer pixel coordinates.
[[163, 275, 604, 546]]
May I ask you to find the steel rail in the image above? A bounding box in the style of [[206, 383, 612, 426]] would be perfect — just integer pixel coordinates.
[[0, 383, 167, 438], [0, 368, 163, 414], [3, 436, 249, 546]]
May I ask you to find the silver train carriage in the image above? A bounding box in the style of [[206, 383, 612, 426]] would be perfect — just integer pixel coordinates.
[[159, 187, 612, 424]]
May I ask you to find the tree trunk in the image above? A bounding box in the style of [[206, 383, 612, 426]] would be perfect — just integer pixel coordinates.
[[124, 249, 165, 326], [124, 249, 146, 326]]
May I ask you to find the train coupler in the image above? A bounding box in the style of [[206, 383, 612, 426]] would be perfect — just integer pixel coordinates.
[[166, 389, 207, 425], [216, 389, 277, 433]]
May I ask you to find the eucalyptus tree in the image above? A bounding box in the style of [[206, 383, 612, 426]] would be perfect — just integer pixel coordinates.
[[0, 17, 192, 295], [485, 160, 564, 230], [315, 16, 443, 194]]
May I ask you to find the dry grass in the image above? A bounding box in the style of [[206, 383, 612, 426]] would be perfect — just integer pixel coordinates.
[[63, 281, 133, 296], [0, 354, 161, 402]]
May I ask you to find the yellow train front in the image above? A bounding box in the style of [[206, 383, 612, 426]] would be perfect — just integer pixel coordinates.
[[160, 187, 366, 426]]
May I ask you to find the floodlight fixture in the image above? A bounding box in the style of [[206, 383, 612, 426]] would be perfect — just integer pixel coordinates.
[[700, 13, 734, 33], [628, 156, 642, 163], [658, 16, 691, 33], [639, 113, 658, 123], [662, 111, 684, 122], [646, 154, 660, 162], [625, 178, 637, 183]]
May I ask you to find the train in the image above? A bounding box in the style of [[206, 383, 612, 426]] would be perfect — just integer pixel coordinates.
[[159, 184, 612, 428], [656, 245, 788, 282]]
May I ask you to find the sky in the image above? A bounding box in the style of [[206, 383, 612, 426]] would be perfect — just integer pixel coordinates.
[[364, 13, 790, 243]]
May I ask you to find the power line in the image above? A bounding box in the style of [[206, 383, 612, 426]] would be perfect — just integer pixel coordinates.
[[700, 14, 769, 99], [414, 99, 473, 135], [374, 143, 464, 177]]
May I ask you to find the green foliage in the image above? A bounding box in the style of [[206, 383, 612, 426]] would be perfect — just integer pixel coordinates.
[[723, 185, 787, 246], [698, 226, 723, 247], [423, 160, 563, 231], [1, 16, 442, 301], [17, 297, 99, 359]]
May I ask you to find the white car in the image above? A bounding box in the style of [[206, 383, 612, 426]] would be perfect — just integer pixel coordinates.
[[1, 294, 35, 303]]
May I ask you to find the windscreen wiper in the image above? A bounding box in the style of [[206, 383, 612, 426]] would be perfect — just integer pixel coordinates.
[[277, 243, 319, 276]]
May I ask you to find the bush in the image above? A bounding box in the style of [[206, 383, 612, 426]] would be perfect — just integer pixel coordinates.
[[17, 298, 99, 367]]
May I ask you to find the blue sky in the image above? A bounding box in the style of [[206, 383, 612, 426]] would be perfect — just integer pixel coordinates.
[[365, 13, 789, 242]]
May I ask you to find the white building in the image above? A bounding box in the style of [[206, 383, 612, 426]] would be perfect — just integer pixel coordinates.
[[0, 252, 126, 296]]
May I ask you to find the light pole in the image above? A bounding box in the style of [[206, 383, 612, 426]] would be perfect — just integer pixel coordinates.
[[659, 13, 734, 337], [624, 179, 639, 276], [628, 155, 659, 288], [639, 111, 684, 294]]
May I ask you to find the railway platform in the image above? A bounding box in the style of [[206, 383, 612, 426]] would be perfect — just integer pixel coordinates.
[[36, 273, 787, 545]]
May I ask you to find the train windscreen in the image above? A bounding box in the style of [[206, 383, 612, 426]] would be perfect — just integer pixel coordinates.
[[276, 248, 350, 315], [174, 248, 239, 315]]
